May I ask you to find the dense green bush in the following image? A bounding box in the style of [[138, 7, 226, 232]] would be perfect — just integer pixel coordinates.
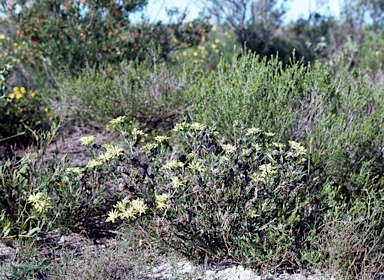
[[56, 59, 202, 130], [0, 0, 210, 77], [190, 51, 384, 194]]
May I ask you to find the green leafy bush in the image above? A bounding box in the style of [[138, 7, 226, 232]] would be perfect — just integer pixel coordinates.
[[0, 124, 59, 238], [0, 64, 51, 146], [190, 51, 384, 194], [56, 60, 201, 130], [94, 118, 312, 269], [0, 0, 210, 77]]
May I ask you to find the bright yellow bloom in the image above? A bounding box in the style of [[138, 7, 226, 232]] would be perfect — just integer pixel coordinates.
[[164, 160, 185, 171], [0, 34, 5, 40], [20, 87, 26, 94], [222, 144, 236, 154], [188, 160, 205, 173], [288, 141, 307, 156], [259, 163, 278, 175], [246, 127, 262, 135]]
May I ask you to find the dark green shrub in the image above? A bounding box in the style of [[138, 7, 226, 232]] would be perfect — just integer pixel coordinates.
[[0, 0, 210, 76]]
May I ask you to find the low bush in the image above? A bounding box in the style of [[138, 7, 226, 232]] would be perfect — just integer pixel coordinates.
[[55, 59, 202, 131]]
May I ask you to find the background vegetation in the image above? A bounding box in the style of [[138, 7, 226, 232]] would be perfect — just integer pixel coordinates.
[[0, 0, 383, 279]]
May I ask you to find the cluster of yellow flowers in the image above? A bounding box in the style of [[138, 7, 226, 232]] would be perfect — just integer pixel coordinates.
[[6, 86, 35, 100], [106, 194, 169, 223], [28, 192, 52, 214]]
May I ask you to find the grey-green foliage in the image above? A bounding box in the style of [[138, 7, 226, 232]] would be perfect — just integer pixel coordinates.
[[55, 60, 201, 130], [190, 51, 384, 193]]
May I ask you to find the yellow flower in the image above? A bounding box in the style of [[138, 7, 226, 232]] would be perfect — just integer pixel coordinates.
[[140, 143, 159, 152], [222, 144, 236, 154], [7, 93, 14, 99], [120, 207, 136, 219], [171, 176, 184, 188], [211, 44, 217, 49], [154, 135, 170, 143], [29, 92, 35, 98], [247, 127, 262, 135], [0, 34, 4, 40], [28, 192, 52, 214], [106, 209, 119, 223], [215, 39, 220, 44], [288, 141, 307, 156], [20, 87, 26, 94], [115, 201, 128, 212], [15, 92, 22, 99], [65, 167, 83, 175], [189, 122, 205, 132], [188, 160, 205, 173], [79, 135, 95, 146], [164, 160, 185, 171], [131, 199, 148, 216], [155, 194, 168, 210], [132, 127, 144, 137], [109, 116, 126, 126], [86, 159, 103, 168], [193, 51, 198, 56], [259, 163, 278, 175], [173, 122, 189, 132]]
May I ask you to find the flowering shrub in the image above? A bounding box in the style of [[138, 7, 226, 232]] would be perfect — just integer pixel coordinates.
[[94, 117, 313, 267], [0, 64, 51, 145]]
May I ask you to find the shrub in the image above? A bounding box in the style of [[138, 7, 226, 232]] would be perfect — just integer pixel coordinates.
[[55, 59, 202, 131], [0, 0, 211, 76], [190, 50, 384, 195], [98, 118, 313, 269], [0, 123, 59, 238], [0, 64, 52, 147]]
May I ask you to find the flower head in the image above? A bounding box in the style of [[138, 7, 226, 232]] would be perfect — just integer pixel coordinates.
[[164, 160, 185, 171], [222, 144, 236, 154], [106, 209, 119, 223], [171, 176, 184, 188], [65, 167, 83, 175], [288, 141, 307, 156], [79, 135, 95, 147], [154, 135, 170, 143], [155, 194, 168, 210], [246, 127, 262, 135], [109, 116, 126, 126], [173, 122, 189, 132], [130, 199, 148, 216], [86, 159, 103, 168]]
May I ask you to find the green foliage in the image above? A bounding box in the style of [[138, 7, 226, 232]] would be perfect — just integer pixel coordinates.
[[56, 60, 201, 130], [0, 64, 52, 145], [84, 119, 311, 268], [0, 123, 59, 238], [0, 0, 210, 77], [190, 51, 384, 195]]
